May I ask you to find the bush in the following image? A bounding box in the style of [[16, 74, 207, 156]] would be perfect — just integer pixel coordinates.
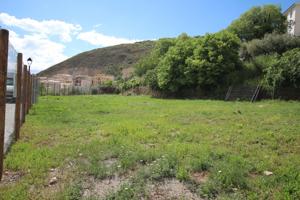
[[187, 31, 242, 90], [134, 38, 176, 76], [156, 33, 197, 92], [263, 48, 300, 90], [144, 69, 159, 90], [240, 34, 300, 60], [119, 77, 143, 91], [246, 54, 279, 79]]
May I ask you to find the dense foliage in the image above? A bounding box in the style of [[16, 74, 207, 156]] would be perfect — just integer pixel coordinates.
[[240, 33, 300, 60], [134, 38, 175, 76], [134, 31, 241, 93], [129, 4, 298, 97], [187, 31, 241, 89], [263, 48, 300, 90], [156, 33, 197, 92], [228, 5, 286, 41]]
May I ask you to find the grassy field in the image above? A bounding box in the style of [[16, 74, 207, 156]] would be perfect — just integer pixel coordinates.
[[0, 95, 299, 200]]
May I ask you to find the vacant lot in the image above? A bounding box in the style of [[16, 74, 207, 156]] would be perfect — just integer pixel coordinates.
[[0, 95, 299, 200]]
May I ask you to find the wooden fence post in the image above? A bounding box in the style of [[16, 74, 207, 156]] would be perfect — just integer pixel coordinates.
[[29, 74, 32, 108], [22, 65, 27, 123], [28, 74, 31, 109], [26, 70, 30, 114], [15, 53, 22, 140], [0, 29, 9, 181]]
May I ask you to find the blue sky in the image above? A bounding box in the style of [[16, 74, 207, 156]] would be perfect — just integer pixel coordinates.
[[0, 0, 296, 72]]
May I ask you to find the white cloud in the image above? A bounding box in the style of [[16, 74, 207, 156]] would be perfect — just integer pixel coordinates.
[[0, 12, 81, 42], [0, 12, 144, 73], [0, 12, 79, 72], [9, 31, 68, 73], [77, 30, 139, 47]]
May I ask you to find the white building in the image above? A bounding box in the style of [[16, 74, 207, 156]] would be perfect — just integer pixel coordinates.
[[284, 2, 300, 36]]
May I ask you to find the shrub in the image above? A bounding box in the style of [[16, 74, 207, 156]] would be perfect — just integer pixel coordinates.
[[263, 48, 300, 90], [245, 54, 279, 79], [144, 69, 159, 90], [240, 34, 300, 60], [155, 31, 241, 93], [156, 33, 197, 92], [134, 38, 176, 76], [119, 77, 143, 91], [187, 31, 242, 90]]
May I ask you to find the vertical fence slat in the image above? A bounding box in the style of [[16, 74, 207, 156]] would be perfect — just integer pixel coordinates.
[[15, 53, 22, 140], [0, 29, 9, 181], [29, 74, 32, 108]]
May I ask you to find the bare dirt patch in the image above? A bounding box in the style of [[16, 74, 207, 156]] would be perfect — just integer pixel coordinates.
[[35, 162, 77, 199], [191, 171, 209, 184], [148, 179, 203, 200], [0, 171, 24, 185], [82, 174, 129, 199]]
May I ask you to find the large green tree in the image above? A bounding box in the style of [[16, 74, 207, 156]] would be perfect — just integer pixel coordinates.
[[156, 33, 197, 92], [187, 31, 242, 89], [134, 38, 175, 76], [228, 5, 286, 41]]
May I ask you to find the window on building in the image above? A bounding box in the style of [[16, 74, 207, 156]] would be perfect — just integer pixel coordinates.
[[75, 78, 81, 86]]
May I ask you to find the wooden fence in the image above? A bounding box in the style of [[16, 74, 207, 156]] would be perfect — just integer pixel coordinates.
[[0, 29, 39, 181]]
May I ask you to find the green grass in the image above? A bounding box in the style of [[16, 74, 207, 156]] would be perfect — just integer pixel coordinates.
[[0, 95, 299, 199]]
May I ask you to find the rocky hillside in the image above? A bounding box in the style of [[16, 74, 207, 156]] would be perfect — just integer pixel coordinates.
[[38, 40, 155, 78]]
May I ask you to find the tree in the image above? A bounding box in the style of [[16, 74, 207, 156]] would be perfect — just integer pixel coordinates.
[[263, 48, 300, 90], [187, 31, 241, 89], [228, 5, 286, 41], [156, 33, 197, 92], [134, 38, 176, 76], [240, 33, 300, 60]]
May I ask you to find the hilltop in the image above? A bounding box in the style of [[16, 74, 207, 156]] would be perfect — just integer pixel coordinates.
[[38, 40, 155, 78]]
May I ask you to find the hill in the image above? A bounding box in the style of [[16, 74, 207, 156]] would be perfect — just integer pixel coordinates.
[[38, 40, 155, 78]]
